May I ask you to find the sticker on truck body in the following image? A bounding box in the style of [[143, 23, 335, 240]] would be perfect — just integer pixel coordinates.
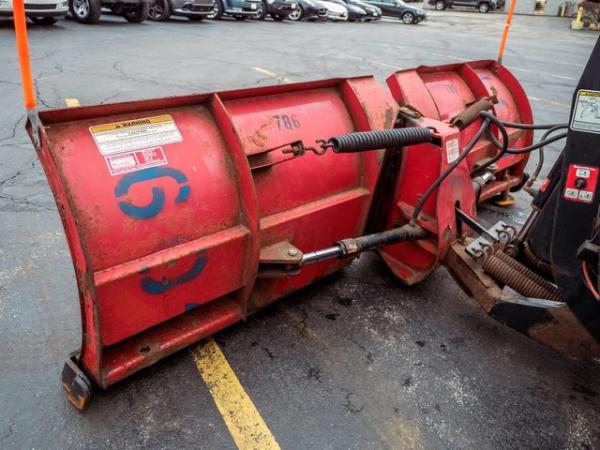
[[563, 164, 599, 204], [446, 138, 460, 164], [571, 90, 600, 134], [90, 115, 182, 156], [105, 147, 168, 176]]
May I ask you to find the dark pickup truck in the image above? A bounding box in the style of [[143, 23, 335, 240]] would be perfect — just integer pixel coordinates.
[[430, 0, 498, 13]]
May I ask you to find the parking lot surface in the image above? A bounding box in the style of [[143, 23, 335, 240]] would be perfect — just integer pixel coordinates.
[[1, 10, 600, 450]]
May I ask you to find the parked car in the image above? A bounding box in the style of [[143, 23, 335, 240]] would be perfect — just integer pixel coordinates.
[[363, 0, 425, 22], [327, 0, 365, 20], [255, 0, 298, 20], [148, 0, 214, 20], [206, 0, 261, 18], [430, 0, 496, 12], [0, 0, 68, 24], [287, 0, 327, 19], [69, 0, 149, 23], [320, 0, 347, 19], [346, 0, 381, 20]]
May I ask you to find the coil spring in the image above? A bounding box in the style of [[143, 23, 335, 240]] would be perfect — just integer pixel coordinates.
[[522, 241, 553, 277], [483, 250, 561, 301], [329, 127, 432, 153]]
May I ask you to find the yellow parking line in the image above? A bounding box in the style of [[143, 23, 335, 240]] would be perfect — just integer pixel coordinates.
[[192, 338, 281, 450], [253, 66, 292, 83], [65, 98, 80, 107]]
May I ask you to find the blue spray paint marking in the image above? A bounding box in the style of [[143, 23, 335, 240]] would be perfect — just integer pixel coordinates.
[[118, 187, 165, 220], [114, 167, 190, 219], [141, 252, 207, 295]]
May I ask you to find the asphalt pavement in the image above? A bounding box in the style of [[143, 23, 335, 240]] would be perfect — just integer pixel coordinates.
[[1, 10, 600, 450]]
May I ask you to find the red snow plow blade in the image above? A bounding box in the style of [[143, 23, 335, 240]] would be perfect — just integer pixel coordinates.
[[27, 61, 532, 410]]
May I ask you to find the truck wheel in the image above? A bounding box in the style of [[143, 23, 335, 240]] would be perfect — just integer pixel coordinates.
[[272, 13, 285, 20], [434, 0, 445, 9], [287, 4, 303, 20], [124, 2, 150, 22], [478, 1, 489, 12], [206, 0, 223, 19], [69, 0, 102, 23], [401, 11, 414, 23], [254, 0, 268, 19], [31, 16, 58, 24], [149, 0, 171, 20]]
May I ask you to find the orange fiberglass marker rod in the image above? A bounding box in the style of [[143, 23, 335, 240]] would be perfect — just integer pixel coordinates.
[[12, 0, 41, 147], [497, 0, 517, 64]]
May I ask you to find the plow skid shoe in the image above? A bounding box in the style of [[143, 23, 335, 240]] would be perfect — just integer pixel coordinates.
[[30, 78, 398, 391]]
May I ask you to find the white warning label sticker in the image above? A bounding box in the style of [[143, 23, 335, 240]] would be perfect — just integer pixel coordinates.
[[446, 138, 460, 164], [90, 115, 182, 156], [571, 90, 600, 135]]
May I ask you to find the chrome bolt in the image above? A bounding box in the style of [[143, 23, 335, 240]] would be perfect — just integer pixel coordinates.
[[288, 248, 299, 257]]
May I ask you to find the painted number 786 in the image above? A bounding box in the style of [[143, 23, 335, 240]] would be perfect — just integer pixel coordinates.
[[273, 114, 301, 130]]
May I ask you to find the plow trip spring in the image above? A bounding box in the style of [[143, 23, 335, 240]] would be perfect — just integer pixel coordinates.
[[28, 61, 536, 409]]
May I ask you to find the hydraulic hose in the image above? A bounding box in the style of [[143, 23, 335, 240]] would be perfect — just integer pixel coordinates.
[[528, 124, 569, 184], [325, 127, 433, 153], [411, 117, 492, 225], [471, 111, 510, 175], [487, 116, 568, 156], [498, 120, 568, 130]]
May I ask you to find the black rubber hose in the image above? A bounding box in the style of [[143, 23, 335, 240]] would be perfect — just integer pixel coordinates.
[[503, 133, 568, 155], [475, 113, 567, 177], [410, 117, 492, 225], [327, 127, 433, 153], [499, 120, 568, 130], [488, 121, 567, 155], [471, 111, 510, 175], [529, 124, 569, 183]]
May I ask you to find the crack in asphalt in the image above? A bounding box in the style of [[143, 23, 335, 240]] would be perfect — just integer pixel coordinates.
[[0, 194, 53, 212], [0, 115, 26, 144]]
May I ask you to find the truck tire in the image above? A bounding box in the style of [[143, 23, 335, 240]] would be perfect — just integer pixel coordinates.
[[478, 1, 489, 12], [31, 16, 58, 24], [434, 0, 445, 9], [69, 0, 102, 23], [148, 0, 171, 20], [124, 2, 150, 22], [206, 0, 223, 19]]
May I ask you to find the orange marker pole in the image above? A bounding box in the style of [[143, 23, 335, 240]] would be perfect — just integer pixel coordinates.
[[12, 0, 41, 147], [497, 0, 517, 65], [13, 0, 36, 109]]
